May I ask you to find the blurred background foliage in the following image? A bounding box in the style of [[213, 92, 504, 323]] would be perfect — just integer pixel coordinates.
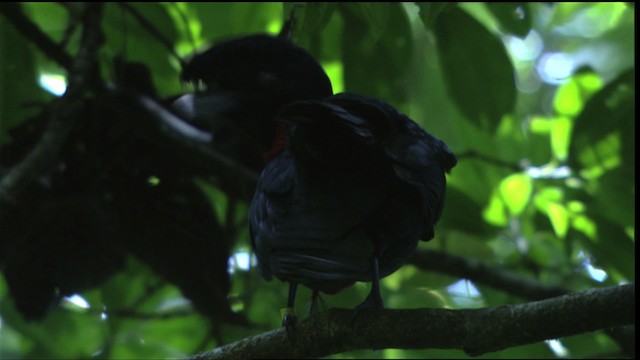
[[0, 2, 635, 359]]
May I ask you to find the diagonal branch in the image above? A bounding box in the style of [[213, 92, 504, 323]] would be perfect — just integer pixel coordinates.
[[188, 283, 634, 359], [0, 3, 103, 205], [0, 2, 73, 70], [117, 3, 185, 67]]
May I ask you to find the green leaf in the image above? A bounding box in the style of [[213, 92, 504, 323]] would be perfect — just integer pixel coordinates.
[[569, 69, 635, 174], [192, 3, 282, 40], [102, 3, 181, 96], [483, 189, 509, 226], [553, 71, 603, 117], [486, 3, 532, 38], [439, 187, 500, 237], [340, 3, 413, 104], [499, 173, 532, 216], [434, 7, 516, 132], [284, 2, 337, 47], [550, 116, 572, 161], [416, 2, 458, 31]]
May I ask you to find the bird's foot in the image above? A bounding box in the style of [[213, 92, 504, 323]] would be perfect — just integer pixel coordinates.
[[281, 307, 298, 342], [351, 291, 384, 324]]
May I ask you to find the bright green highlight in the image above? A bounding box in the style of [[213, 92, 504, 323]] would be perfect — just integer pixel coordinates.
[[499, 173, 533, 216], [323, 61, 344, 94], [553, 72, 603, 117], [483, 190, 509, 226], [550, 116, 572, 161]]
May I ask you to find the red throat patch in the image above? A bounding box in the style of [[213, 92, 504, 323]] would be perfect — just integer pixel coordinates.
[[262, 122, 288, 163]]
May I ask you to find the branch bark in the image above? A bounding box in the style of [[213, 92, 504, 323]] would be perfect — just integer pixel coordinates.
[[188, 283, 634, 359]]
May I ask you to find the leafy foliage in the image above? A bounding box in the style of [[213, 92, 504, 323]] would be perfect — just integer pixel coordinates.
[[0, 2, 634, 359]]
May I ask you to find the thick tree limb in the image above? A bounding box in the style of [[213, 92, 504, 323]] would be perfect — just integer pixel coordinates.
[[188, 283, 634, 359], [410, 250, 635, 357], [0, 3, 103, 205]]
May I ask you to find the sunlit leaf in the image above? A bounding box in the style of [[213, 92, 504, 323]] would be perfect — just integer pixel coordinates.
[[434, 7, 517, 132], [546, 202, 569, 238], [553, 71, 603, 117], [499, 173, 533, 216], [533, 186, 563, 211], [550, 116, 572, 161], [483, 189, 509, 226]]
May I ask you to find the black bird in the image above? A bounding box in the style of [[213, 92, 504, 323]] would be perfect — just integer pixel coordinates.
[[176, 21, 456, 329]]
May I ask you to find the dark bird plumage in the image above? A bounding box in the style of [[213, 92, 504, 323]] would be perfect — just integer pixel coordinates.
[[177, 20, 456, 327]]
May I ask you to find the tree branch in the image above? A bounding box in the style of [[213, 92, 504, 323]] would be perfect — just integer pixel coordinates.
[[456, 150, 522, 172], [0, 2, 73, 70], [410, 250, 635, 357], [0, 3, 103, 205], [410, 250, 568, 300], [188, 283, 634, 359]]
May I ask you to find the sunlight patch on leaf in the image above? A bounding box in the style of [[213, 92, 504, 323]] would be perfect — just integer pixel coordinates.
[[499, 173, 532, 216], [577, 132, 622, 179], [572, 214, 597, 241], [529, 115, 552, 134], [322, 60, 344, 94], [483, 190, 509, 226], [553, 71, 603, 117], [550, 116, 572, 161], [546, 202, 569, 238]]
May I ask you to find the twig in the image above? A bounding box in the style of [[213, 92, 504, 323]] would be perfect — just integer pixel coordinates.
[[117, 3, 185, 67], [187, 283, 634, 359], [456, 150, 522, 172]]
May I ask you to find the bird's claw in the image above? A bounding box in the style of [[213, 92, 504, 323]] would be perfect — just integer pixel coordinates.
[[281, 307, 298, 341]]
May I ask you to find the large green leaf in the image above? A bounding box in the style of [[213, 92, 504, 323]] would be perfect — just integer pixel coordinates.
[[340, 3, 413, 104], [569, 69, 635, 173], [434, 7, 517, 132], [416, 2, 458, 31], [284, 2, 337, 48]]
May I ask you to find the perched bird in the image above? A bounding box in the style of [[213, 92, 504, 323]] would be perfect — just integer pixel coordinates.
[[175, 19, 457, 329]]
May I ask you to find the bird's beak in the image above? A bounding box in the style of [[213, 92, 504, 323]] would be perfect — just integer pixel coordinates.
[[171, 93, 239, 132]]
